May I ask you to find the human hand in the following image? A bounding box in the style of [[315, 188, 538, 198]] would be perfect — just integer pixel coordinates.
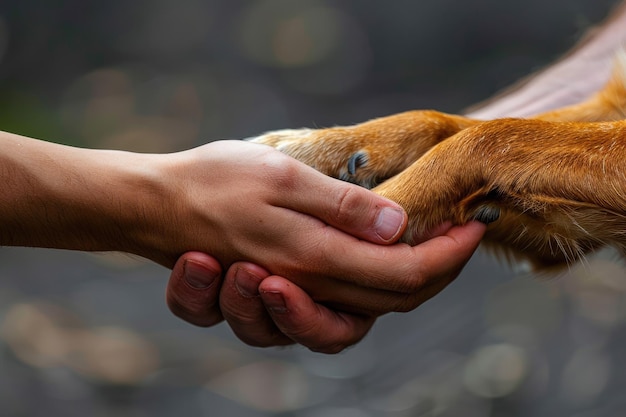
[[166, 222, 485, 353], [0, 129, 460, 353], [155, 139, 407, 352], [4, 131, 479, 352], [144, 140, 406, 269], [166, 254, 377, 353], [150, 140, 486, 307], [154, 140, 485, 352]]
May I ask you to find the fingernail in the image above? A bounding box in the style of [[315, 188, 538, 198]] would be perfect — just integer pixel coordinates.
[[261, 290, 288, 314], [234, 268, 261, 298], [184, 260, 219, 289], [374, 207, 405, 241]]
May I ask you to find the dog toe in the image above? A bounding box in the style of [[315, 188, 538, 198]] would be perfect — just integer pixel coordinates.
[[472, 205, 501, 225], [347, 151, 368, 175]]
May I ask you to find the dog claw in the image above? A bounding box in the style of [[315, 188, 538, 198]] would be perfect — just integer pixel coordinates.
[[347, 152, 368, 175], [473, 205, 501, 224]]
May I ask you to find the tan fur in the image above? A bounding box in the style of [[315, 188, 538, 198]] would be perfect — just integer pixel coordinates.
[[251, 52, 626, 271], [256, 111, 478, 188]]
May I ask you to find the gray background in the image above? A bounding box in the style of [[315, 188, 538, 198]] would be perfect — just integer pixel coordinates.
[[1, 1, 625, 416]]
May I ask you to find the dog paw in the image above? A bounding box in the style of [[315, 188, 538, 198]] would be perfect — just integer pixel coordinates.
[[248, 129, 383, 188], [471, 205, 501, 225], [248, 110, 475, 189]]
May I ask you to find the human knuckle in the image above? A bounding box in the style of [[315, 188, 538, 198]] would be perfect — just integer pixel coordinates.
[[287, 236, 329, 268], [392, 268, 426, 294], [262, 153, 300, 190], [305, 243, 329, 266], [334, 186, 363, 224]]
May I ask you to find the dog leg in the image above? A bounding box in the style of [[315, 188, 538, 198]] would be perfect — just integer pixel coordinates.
[[373, 118, 626, 270]]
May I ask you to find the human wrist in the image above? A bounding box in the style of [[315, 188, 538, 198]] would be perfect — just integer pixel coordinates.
[[112, 151, 189, 267], [0, 131, 169, 261], [88, 149, 173, 263]]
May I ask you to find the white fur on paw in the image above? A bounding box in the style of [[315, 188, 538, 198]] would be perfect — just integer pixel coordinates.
[[248, 128, 313, 147]]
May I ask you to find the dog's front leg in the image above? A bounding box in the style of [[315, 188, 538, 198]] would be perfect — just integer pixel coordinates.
[[373, 118, 626, 271]]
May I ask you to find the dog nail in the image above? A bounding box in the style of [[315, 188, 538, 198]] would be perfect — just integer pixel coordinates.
[[347, 152, 368, 175], [473, 206, 501, 224]]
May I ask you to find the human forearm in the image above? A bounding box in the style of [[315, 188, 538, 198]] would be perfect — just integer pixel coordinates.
[[0, 130, 165, 257]]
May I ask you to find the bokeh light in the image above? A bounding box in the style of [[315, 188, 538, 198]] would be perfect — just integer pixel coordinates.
[[237, 0, 371, 95], [463, 343, 529, 398]]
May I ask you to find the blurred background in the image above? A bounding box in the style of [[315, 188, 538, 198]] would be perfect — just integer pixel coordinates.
[[1, 0, 626, 416]]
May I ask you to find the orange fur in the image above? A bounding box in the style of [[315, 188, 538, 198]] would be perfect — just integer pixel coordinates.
[[374, 118, 626, 270], [251, 52, 626, 271], [254, 111, 478, 188]]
